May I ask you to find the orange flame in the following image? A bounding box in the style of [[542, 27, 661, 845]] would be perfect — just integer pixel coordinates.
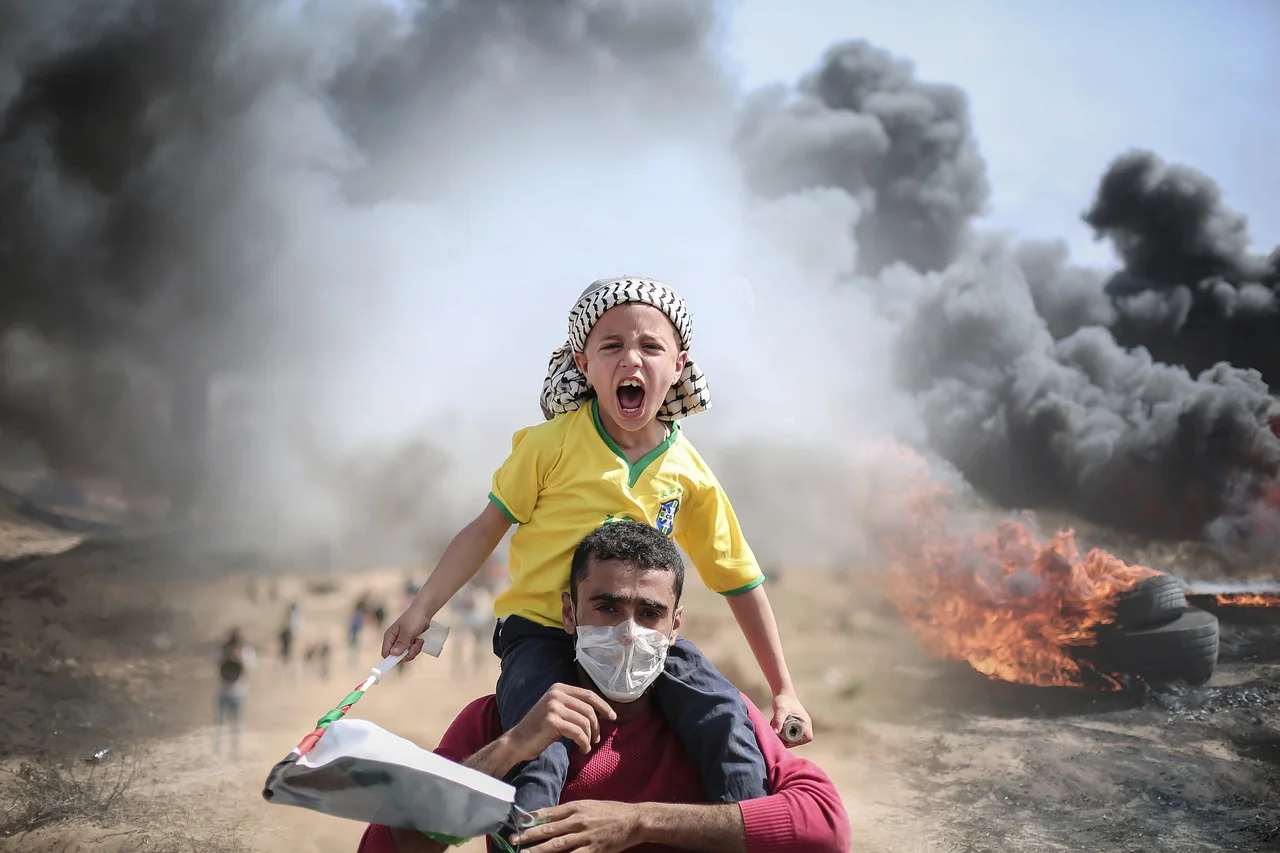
[[862, 441, 1158, 689], [1213, 593, 1280, 608]]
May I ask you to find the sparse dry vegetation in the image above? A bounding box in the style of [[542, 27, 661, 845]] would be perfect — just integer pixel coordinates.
[[0, 756, 252, 853], [3, 493, 1280, 853], [1, 760, 138, 835], [0, 512, 260, 853]]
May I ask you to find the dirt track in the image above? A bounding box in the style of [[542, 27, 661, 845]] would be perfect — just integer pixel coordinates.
[[1, 509, 1279, 853]]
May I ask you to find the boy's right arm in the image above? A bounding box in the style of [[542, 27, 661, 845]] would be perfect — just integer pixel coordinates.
[[386, 421, 552, 660], [382, 502, 512, 659]]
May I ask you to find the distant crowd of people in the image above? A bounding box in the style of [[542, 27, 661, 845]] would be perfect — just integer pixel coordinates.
[[214, 563, 506, 760]]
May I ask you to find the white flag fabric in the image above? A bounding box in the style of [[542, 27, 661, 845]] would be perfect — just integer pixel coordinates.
[[263, 717, 516, 840]]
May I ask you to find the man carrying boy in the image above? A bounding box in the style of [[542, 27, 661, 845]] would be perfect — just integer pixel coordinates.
[[362, 521, 848, 853], [384, 276, 811, 817]]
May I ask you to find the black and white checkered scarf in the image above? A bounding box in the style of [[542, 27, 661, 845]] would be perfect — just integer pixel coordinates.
[[540, 276, 712, 422]]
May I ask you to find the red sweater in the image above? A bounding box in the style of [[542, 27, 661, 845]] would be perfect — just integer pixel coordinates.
[[357, 692, 849, 853]]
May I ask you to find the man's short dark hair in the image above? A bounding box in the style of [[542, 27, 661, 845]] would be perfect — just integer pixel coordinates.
[[569, 520, 685, 605]]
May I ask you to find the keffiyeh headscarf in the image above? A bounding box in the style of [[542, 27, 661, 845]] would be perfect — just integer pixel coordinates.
[[539, 276, 712, 422]]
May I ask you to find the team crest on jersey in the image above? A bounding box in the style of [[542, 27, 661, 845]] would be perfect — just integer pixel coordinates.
[[655, 498, 681, 536]]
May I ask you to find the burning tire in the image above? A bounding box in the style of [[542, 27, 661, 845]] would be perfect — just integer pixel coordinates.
[[1112, 573, 1188, 630], [1093, 606, 1219, 685]]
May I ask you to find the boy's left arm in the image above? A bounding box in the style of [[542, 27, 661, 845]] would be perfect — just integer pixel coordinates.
[[725, 585, 813, 745], [676, 479, 814, 746]]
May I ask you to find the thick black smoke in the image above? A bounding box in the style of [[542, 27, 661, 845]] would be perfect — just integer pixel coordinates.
[[0, 0, 722, 519], [0, 1, 319, 497], [1085, 151, 1280, 388], [893, 242, 1280, 539], [737, 41, 1280, 542]]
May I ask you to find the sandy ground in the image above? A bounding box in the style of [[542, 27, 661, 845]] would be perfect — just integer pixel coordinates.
[[2, 505, 1279, 853]]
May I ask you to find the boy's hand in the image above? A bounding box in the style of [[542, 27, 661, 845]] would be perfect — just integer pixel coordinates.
[[771, 691, 813, 747], [382, 604, 432, 660]]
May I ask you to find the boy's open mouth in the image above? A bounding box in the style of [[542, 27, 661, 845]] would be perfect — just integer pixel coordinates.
[[616, 380, 645, 416]]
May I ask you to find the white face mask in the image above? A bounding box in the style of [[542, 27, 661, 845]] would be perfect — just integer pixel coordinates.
[[574, 618, 671, 703]]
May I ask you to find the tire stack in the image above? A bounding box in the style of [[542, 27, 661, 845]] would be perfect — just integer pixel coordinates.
[[1090, 574, 1220, 685]]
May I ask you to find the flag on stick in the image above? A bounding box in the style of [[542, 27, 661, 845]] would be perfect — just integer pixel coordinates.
[[261, 622, 532, 848]]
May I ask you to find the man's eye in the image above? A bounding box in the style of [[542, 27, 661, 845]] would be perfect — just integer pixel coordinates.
[[641, 610, 660, 620], [597, 604, 616, 613]]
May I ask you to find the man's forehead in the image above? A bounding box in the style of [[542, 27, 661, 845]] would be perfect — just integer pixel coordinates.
[[581, 558, 677, 600]]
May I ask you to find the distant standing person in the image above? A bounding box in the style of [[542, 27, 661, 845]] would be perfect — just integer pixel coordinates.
[[449, 580, 494, 679], [305, 639, 333, 681], [214, 628, 255, 759], [348, 595, 369, 665], [279, 601, 301, 668], [401, 574, 421, 612]]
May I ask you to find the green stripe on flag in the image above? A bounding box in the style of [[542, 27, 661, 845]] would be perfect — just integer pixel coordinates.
[[423, 831, 470, 846]]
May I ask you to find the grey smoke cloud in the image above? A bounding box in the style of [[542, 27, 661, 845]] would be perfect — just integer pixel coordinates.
[[0, 2, 1275, 565], [0, 0, 778, 558], [735, 40, 990, 276], [732, 41, 1280, 543]]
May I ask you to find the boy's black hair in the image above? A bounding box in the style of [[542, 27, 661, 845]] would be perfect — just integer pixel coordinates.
[[569, 520, 685, 605]]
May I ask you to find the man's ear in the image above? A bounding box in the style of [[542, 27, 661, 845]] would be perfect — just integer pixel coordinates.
[[669, 603, 682, 643], [562, 592, 576, 635], [573, 351, 589, 381], [673, 350, 688, 378]]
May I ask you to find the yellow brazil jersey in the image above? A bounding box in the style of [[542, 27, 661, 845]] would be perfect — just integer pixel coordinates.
[[488, 399, 764, 628]]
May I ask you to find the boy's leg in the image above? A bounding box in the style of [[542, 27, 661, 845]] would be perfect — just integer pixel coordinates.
[[493, 617, 578, 814], [651, 638, 769, 802]]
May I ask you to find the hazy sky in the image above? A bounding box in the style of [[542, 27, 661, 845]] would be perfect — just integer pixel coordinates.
[[722, 0, 1280, 267]]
